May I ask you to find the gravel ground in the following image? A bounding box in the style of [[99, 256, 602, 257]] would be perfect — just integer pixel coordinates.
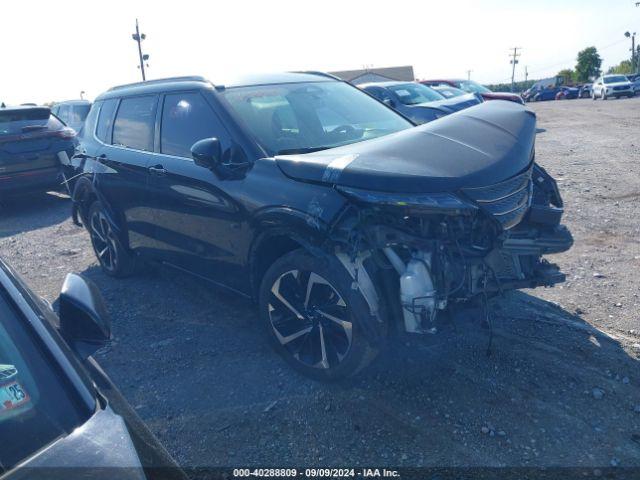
[[1, 97, 639, 470]]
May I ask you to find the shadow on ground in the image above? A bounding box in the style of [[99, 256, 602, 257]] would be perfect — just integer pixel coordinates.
[[81, 261, 640, 468], [0, 192, 70, 238]]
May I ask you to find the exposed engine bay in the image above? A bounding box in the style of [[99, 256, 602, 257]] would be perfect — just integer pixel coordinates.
[[328, 162, 573, 336]]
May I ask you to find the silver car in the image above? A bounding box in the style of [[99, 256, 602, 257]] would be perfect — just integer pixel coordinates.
[[592, 74, 634, 100]]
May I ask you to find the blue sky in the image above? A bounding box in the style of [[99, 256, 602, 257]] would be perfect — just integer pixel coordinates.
[[1, 0, 638, 103]]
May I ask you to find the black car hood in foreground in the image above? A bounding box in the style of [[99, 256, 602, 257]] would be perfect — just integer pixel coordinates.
[[275, 101, 536, 193]]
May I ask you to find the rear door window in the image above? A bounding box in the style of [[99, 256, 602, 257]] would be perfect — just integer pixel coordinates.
[[160, 92, 228, 158], [112, 95, 157, 151], [95, 99, 119, 143]]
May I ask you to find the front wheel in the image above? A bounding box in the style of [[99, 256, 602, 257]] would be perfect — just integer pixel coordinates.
[[259, 250, 381, 380], [87, 201, 136, 277]]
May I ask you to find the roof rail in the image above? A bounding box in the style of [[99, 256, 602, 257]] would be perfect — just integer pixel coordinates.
[[291, 71, 342, 81], [108, 76, 209, 92]]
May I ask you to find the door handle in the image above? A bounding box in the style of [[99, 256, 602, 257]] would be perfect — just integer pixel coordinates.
[[148, 165, 167, 175]]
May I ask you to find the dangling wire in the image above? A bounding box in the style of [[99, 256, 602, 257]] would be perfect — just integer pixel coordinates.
[[482, 271, 494, 357]]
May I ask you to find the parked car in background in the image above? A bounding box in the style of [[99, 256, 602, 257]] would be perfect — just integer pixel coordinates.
[[0, 257, 185, 479], [628, 74, 640, 95], [52, 100, 92, 134], [555, 86, 579, 100], [578, 84, 592, 98], [0, 105, 76, 198], [360, 81, 481, 124], [420, 79, 525, 105], [523, 80, 563, 102], [592, 75, 634, 100], [430, 85, 467, 98], [70, 73, 571, 380]]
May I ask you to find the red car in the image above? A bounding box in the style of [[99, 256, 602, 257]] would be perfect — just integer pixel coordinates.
[[420, 79, 525, 105]]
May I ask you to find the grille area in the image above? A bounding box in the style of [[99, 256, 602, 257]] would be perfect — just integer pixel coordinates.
[[462, 167, 533, 229]]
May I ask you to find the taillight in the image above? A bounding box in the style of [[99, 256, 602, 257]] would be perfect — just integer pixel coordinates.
[[54, 127, 77, 139]]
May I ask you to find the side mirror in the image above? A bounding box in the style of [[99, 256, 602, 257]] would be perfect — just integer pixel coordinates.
[[59, 273, 111, 360], [382, 98, 396, 108], [191, 137, 221, 169]]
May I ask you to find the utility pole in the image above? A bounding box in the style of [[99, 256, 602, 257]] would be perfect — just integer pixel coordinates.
[[625, 31, 636, 73], [466, 70, 472, 80], [509, 47, 522, 93], [132, 19, 150, 81]]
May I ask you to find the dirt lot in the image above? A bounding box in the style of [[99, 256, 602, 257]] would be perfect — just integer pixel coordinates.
[[1, 97, 639, 471]]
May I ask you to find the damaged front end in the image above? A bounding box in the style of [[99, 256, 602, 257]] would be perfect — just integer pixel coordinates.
[[329, 161, 572, 335]]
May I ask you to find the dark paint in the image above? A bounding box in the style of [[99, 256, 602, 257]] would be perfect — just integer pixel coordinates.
[[73, 74, 534, 298], [276, 101, 536, 193], [0, 106, 76, 195]]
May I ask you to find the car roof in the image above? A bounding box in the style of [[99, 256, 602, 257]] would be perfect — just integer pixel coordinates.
[[359, 81, 418, 89], [0, 105, 50, 114], [53, 99, 92, 106], [96, 72, 339, 101]]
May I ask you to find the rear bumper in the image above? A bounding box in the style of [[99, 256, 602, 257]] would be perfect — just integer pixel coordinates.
[[0, 167, 63, 194]]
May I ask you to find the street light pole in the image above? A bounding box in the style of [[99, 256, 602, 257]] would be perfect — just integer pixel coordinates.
[[132, 19, 148, 81]]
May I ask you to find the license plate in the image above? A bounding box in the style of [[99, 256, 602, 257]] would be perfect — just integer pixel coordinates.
[[0, 381, 29, 411]]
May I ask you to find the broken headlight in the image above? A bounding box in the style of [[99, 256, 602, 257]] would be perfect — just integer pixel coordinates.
[[337, 186, 477, 215]]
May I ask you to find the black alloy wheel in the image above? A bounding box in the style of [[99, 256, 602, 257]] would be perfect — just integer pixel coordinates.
[[87, 201, 136, 277], [259, 250, 380, 380]]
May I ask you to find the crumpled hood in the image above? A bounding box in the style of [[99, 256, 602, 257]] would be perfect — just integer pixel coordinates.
[[415, 93, 480, 113], [275, 100, 537, 193]]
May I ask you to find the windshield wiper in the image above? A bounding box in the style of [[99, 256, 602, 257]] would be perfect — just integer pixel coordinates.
[[276, 146, 330, 155]]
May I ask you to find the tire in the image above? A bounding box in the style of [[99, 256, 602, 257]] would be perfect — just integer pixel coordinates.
[[601, 90, 607, 100], [259, 249, 381, 381], [87, 201, 136, 277], [592, 91, 597, 100]]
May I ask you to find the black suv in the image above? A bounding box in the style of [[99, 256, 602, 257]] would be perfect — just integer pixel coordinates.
[[71, 73, 572, 380]]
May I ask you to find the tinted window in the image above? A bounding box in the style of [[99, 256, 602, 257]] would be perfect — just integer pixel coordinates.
[[79, 103, 101, 141], [0, 109, 62, 136], [96, 99, 119, 143], [56, 105, 71, 123], [161, 92, 227, 158], [112, 96, 157, 151], [70, 104, 90, 123], [0, 292, 91, 469]]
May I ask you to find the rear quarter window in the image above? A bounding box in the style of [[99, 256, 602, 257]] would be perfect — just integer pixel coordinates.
[[96, 99, 119, 143], [112, 95, 157, 151]]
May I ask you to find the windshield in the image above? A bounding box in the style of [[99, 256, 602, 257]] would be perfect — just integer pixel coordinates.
[[387, 83, 444, 105], [457, 80, 492, 94], [222, 81, 413, 156], [604, 76, 628, 84], [0, 291, 91, 470]]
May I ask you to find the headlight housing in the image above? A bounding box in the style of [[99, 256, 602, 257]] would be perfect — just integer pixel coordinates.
[[337, 186, 477, 215]]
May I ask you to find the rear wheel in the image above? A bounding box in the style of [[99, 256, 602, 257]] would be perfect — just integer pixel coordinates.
[[259, 250, 380, 380], [87, 201, 136, 277]]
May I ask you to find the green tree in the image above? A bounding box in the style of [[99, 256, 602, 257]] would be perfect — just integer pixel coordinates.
[[575, 47, 602, 82], [607, 60, 634, 75], [557, 68, 576, 84]]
